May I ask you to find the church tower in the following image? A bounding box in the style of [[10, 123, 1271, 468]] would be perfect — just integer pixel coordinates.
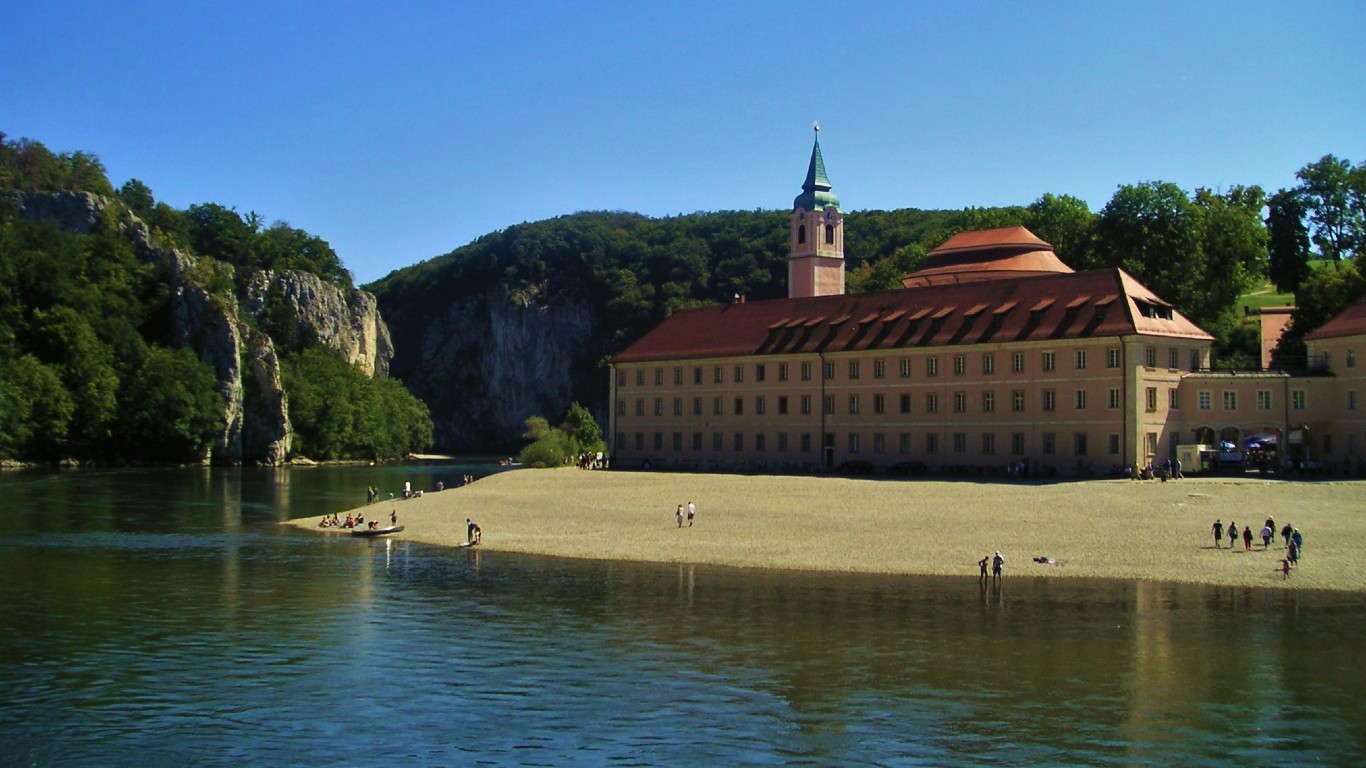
[[789, 123, 844, 298]]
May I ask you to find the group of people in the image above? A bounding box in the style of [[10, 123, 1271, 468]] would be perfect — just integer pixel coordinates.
[[977, 552, 1005, 579], [674, 501, 696, 527], [1210, 516, 1304, 577], [319, 507, 400, 530]]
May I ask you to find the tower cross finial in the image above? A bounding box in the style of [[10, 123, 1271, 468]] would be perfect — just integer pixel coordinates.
[[813, 120, 820, 133]]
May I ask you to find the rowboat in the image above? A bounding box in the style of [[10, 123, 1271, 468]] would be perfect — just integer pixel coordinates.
[[351, 525, 405, 538]]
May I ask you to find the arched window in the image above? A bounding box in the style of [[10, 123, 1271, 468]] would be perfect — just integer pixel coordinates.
[[825, 224, 835, 244], [797, 224, 806, 244]]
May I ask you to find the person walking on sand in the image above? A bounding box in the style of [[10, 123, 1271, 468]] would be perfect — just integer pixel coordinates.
[[390, 508, 398, 526], [1212, 519, 1224, 548], [1265, 517, 1276, 544], [1281, 558, 1291, 579], [1228, 522, 1238, 549], [1288, 539, 1299, 567], [1292, 528, 1304, 553], [1261, 523, 1273, 549], [978, 555, 989, 579], [687, 501, 696, 527], [676, 504, 684, 528], [992, 551, 1004, 579], [1280, 523, 1293, 545], [1242, 526, 1253, 551]]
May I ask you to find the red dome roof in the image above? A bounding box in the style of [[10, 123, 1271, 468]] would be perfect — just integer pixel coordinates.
[[903, 226, 1073, 288]]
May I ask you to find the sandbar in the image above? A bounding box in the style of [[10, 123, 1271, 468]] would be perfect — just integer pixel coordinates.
[[288, 470, 1366, 592]]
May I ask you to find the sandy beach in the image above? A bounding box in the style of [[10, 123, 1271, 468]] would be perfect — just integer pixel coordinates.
[[289, 470, 1366, 592]]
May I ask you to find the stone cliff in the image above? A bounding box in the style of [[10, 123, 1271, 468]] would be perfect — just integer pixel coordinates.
[[384, 288, 599, 452], [15, 191, 393, 465]]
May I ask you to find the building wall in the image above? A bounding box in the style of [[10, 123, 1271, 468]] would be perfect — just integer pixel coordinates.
[[609, 333, 1214, 475], [1306, 335, 1366, 466]]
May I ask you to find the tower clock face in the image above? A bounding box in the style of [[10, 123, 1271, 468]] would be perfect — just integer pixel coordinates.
[[824, 210, 836, 224]]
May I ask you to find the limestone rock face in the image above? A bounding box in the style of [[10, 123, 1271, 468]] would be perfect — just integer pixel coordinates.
[[243, 270, 393, 378], [12, 191, 394, 465], [392, 289, 596, 452]]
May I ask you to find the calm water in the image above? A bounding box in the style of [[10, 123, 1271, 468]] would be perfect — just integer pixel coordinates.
[[0, 465, 1363, 767]]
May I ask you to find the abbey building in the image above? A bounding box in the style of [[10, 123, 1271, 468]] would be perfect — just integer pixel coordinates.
[[607, 131, 1366, 476]]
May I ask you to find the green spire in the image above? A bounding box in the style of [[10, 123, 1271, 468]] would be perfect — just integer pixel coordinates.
[[793, 123, 840, 213]]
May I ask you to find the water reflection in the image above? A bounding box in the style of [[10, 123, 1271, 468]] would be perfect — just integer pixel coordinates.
[[0, 466, 1363, 766]]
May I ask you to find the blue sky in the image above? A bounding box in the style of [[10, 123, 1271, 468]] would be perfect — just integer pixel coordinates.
[[4, 1, 1363, 285]]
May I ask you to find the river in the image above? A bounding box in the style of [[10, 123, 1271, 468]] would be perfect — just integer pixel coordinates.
[[0, 463, 1362, 766]]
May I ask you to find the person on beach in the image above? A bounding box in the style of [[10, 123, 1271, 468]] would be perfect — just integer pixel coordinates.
[[1227, 522, 1238, 549], [676, 504, 684, 528], [1288, 540, 1299, 567], [687, 501, 696, 527], [1280, 523, 1293, 545], [1212, 519, 1224, 548], [1265, 517, 1276, 544], [1261, 524, 1273, 549], [390, 508, 397, 526], [1292, 528, 1304, 553], [1242, 526, 1253, 551], [466, 518, 481, 545], [992, 551, 1004, 579], [344, 513, 355, 529], [978, 555, 989, 578], [1281, 558, 1291, 579]]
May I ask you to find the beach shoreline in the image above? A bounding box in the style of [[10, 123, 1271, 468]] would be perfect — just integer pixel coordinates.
[[286, 469, 1366, 593]]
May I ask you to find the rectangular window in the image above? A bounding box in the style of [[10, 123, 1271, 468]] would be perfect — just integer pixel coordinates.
[[1075, 389, 1087, 410], [982, 391, 995, 412], [1190, 349, 1201, 371], [693, 367, 702, 385], [900, 358, 911, 378], [673, 397, 683, 416], [983, 353, 995, 375], [849, 395, 860, 415], [733, 433, 744, 452], [926, 433, 939, 455], [982, 433, 995, 456], [1111, 388, 1123, 410], [778, 396, 789, 415], [1146, 347, 1157, 368], [1198, 391, 1212, 411], [779, 363, 789, 381], [1292, 389, 1307, 410], [1011, 432, 1025, 455], [1107, 348, 1121, 369], [874, 359, 886, 379], [849, 360, 860, 380], [755, 364, 766, 383], [734, 364, 744, 383], [1043, 389, 1056, 411], [1169, 388, 1180, 410], [1075, 350, 1087, 370], [672, 432, 683, 451], [953, 354, 966, 375], [693, 432, 703, 451], [801, 395, 811, 415], [927, 356, 940, 377], [1349, 349, 1357, 369], [635, 399, 645, 416], [848, 433, 860, 454], [617, 370, 626, 387], [1350, 390, 1358, 411], [953, 432, 966, 454], [713, 432, 723, 451], [801, 433, 811, 453], [1043, 351, 1056, 372], [1042, 432, 1056, 455], [873, 433, 885, 454], [713, 366, 723, 384], [617, 399, 625, 416], [655, 368, 663, 385], [635, 432, 644, 450], [801, 362, 812, 381], [1169, 348, 1179, 370], [654, 398, 664, 416], [954, 392, 967, 413], [873, 393, 886, 414], [1012, 352, 1025, 374], [1074, 433, 1088, 456], [1012, 390, 1025, 412], [755, 396, 766, 416], [674, 367, 683, 385], [755, 433, 766, 452], [823, 395, 835, 415], [899, 433, 911, 454], [713, 396, 723, 416], [636, 370, 645, 386], [1144, 387, 1156, 412], [1223, 391, 1237, 411], [777, 432, 788, 452], [693, 397, 702, 416], [1257, 390, 1272, 410], [1109, 433, 1121, 455], [654, 432, 663, 450], [734, 397, 743, 415], [899, 393, 911, 414], [823, 361, 835, 380], [926, 393, 939, 414]]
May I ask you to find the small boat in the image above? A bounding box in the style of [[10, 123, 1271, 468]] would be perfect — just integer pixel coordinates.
[[351, 525, 405, 538]]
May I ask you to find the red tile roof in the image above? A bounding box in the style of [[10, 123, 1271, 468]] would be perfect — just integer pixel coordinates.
[[613, 268, 1212, 364], [902, 225, 1074, 288], [1305, 294, 1366, 340]]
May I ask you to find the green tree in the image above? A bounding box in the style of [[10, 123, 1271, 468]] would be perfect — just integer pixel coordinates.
[[1026, 193, 1098, 269], [561, 401, 605, 456], [1266, 188, 1312, 294], [1296, 154, 1366, 260], [1194, 186, 1269, 322], [116, 345, 223, 461], [0, 354, 75, 458], [1097, 182, 1205, 320]]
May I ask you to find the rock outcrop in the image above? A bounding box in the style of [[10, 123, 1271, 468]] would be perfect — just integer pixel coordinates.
[[14, 191, 394, 465]]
